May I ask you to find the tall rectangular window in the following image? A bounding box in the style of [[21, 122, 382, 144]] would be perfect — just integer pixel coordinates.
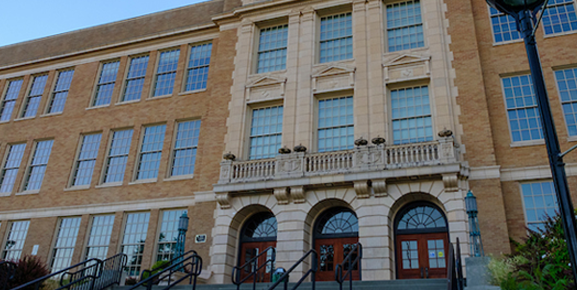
[[51, 217, 81, 273], [2, 220, 30, 260], [171, 120, 201, 176], [71, 134, 102, 187], [555, 68, 577, 136], [249, 106, 283, 160], [85, 215, 115, 260], [387, 0, 424, 52], [1, 79, 23, 122], [21, 74, 48, 118], [157, 209, 187, 261], [122, 55, 149, 102], [47, 70, 74, 114], [153, 49, 180, 97], [0, 143, 26, 194], [23, 140, 54, 191], [185, 43, 212, 91], [542, 0, 577, 35], [136, 125, 166, 180], [391, 86, 433, 144], [257, 25, 288, 73], [489, 7, 521, 43], [319, 13, 353, 63], [93, 61, 120, 106], [121, 212, 150, 276], [103, 129, 133, 184], [521, 181, 558, 231], [318, 96, 354, 152], [503, 75, 543, 142]]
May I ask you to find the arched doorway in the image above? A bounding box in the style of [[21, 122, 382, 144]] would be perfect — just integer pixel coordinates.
[[238, 212, 277, 282], [394, 202, 448, 280], [314, 207, 359, 281]]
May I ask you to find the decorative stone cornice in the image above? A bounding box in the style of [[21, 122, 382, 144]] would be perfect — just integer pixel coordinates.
[[372, 179, 388, 197], [216, 192, 231, 209], [291, 186, 305, 203], [274, 187, 289, 205], [354, 180, 370, 199]]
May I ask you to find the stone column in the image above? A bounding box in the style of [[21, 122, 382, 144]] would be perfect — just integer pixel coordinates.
[[274, 205, 309, 282], [295, 9, 316, 149], [352, 0, 370, 140], [282, 11, 302, 148]]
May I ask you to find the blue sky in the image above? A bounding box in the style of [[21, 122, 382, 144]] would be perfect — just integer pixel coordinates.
[[0, 0, 208, 47]]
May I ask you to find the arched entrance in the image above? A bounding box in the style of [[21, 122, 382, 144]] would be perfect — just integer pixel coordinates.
[[238, 212, 277, 282], [394, 202, 448, 279], [314, 207, 359, 281]]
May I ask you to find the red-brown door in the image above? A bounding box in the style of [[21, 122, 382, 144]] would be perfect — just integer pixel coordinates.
[[239, 241, 276, 283], [396, 233, 448, 279], [315, 237, 360, 281]]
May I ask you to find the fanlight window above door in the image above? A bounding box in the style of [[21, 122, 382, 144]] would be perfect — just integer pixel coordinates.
[[315, 207, 358, 238], [397, 205, 447, 233], [241, 212, 277, 242]]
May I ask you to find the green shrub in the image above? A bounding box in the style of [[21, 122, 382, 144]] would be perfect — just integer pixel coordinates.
[[7, 256, 50, 290]]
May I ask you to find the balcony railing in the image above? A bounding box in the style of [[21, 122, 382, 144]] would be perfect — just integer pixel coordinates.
[[218, 137, 458, 184]]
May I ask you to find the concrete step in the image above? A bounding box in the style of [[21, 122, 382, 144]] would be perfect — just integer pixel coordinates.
[[113, 279, 447, 290]]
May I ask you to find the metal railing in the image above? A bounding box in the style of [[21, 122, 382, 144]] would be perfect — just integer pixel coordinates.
[[139, 250, 198, 284], [447, 238, 465, 290], [335, 243, 362, 290], [0, 261, 16, 290], [92, 254, 127, 290], [128, 251, 202, 290], [267, 249, 318, 290], [11, 258, 103, 290], [232, 247, 276, 290]]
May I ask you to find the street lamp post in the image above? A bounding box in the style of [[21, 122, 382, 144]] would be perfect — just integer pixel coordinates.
[[486, 0, 577, 280], [465, 191, 484, 257]]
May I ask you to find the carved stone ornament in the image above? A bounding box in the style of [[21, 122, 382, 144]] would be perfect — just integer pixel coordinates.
[[442, 174, 459, 192], [354, 137, 368, 146], [355, 150, 381, 164], [279, 146, 292, 154], [294, 144, 307, 153], [223, 152, 236, 161], [372, 179, 388, 197], [216, 192, 231, 209], [371, 136, 386, 145], [274, 187, 289, 205], [354, 181, 370, 199], [438, 128, 453, 138], [291, 186, 305, 203], [277, 159, 301, 173]]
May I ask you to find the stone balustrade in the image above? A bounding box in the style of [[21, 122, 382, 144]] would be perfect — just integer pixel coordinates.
[[218, 137, 459, 184]]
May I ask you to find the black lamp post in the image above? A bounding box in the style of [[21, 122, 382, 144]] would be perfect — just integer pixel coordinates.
[[465, 191, 484, 257], [486, 0, 577, 279]]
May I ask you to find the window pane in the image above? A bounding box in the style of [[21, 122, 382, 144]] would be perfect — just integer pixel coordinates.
[[318, 97, 354, 152], [104, 129, 133, 183], [122, 55, 149, 102], [391, 86, 433, 144], [93, 61, 120, 106], [137, 125, 166, 180], [521, 181, 558, 230], [249, 106, 283, 159], [157, 209, 187, 261], [86, 215, 115, 260], [489, 7, 521, 43], [51, 217, 81, 273], [48, 70, 74, 114], [22, 75, 48, 118], [2, 221, 30, 261], [502, 75, 543, 142], [171, 120, 201, 176], [1, 79, 23, 121], [72, 134, 102, 186], [122, 212, 150, 276], [24, 140, 54, 191], [153, 49, 180, 97], [185, 43, 212, 91], [555, 68, 577, 136], [387, 0, 425, 52], [257, 25, 288, 73], [320, 13, 353, 63], [542, 0, 577, 35], [0, 144, 26, 193]]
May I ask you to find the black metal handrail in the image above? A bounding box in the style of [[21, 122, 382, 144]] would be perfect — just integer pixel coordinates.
[[232, 246, 276, 290], [267, 249, 318, 290], [11, 258, 103, 290], [455, 238, 465, 290], [139, 250, 198, 283], [93, 253, 128, 290], [128, 251, 202, 290], [447, 238, 465, 290], [335, 243, 362, 290], [0, 261, 16, 290]]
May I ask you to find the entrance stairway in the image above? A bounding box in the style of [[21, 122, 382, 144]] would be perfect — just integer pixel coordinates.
[[111, 279, 448, 290]]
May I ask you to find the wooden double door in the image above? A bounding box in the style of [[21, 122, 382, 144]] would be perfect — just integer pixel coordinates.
[[396, 233, 448, 279], [239, 241, 276, 283], [315, 237, 360, 281]]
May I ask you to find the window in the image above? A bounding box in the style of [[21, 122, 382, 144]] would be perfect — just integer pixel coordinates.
[[1, 79, 23, 122], [51, 217, 81, 273], [391, 86, 433, 144], [71, 134, 102, 187], [320, 12, 353, 63], [122, 55, 149, 102], [93, 61, 120, 106], [542, 0, 577, 35], [387, 0, 425, 52], [318, 96, 354, 152], [47, 69, 74, 114], [171, 120, 201, 176], [85, 215, 115, 260], [521, 181, 558, 231], [121, 212, 150, 276], [0, 143, 26, 194], [157, 209, 187, 261], [2, 220, 30, 260], [249, 106, 283, 159], [21, 74, 48, 118], [102, 129, 133, 184], [257, 25, 288, 73], [502, 75, 543, 142], [555, 68, 577, 136], [153, 49, 180, 97], [136, 125, 166, 180], [184, 43, 212, 91], [23, 140, 54, 191], [489, 7, 521, 43]]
